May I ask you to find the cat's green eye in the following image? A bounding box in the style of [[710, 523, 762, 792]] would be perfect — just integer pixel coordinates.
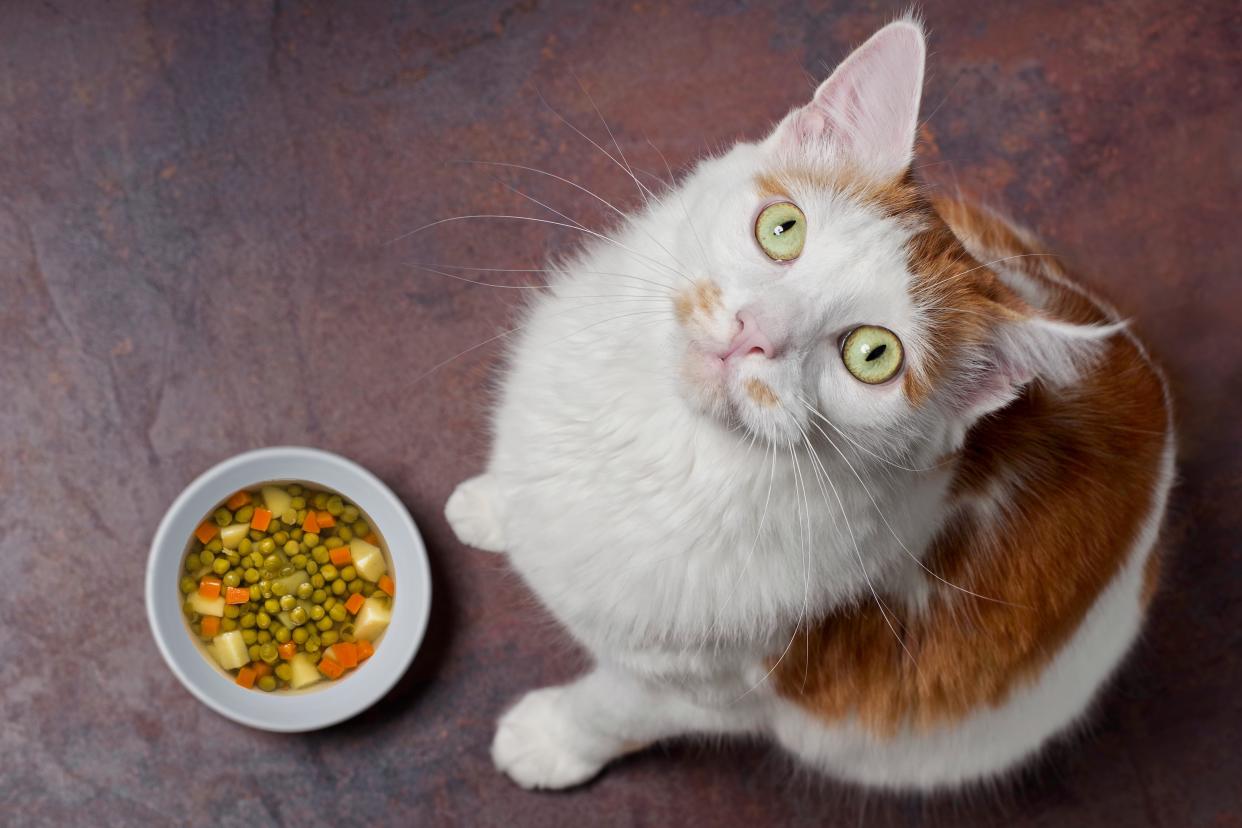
[[841, 326, 904, 384], [754, 201, 807, 261]]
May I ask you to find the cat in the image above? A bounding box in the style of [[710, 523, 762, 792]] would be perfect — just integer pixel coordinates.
[[443, 16, 1173, 792]]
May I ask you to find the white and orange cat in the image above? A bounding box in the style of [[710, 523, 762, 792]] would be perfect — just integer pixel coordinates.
[[444, 18, 1173, 791]]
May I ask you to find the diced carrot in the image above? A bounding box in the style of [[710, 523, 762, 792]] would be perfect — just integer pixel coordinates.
[[331, 642, 359, 670], [356, 639, 374, 661], [344, 593, 365, 615], [252, 662, 272, 678], [278, 641, 297, 660], [316, 511, 335, 528], [198, 576, 222, 600], [363, 532, 378, 545], [317, 656, 344, 680], [378, 575, 395, 597], [329, 546, 352, 567], [225, 586, 250, 605], [226, 490, 252, 510], [302, 511, 320, 534], [200, 616, 220, 637], [194, 522, 219, 544], [236, 666, 257, 689], [250, 507, 272, 532]]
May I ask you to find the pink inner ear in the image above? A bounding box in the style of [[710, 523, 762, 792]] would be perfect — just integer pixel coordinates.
[[782, 20, 926, 174]]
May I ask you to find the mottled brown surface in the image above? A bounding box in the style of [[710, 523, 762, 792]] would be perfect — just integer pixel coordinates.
[[1, 1, 1238, 826]]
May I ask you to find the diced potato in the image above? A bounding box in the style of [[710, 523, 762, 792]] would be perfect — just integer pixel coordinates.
[[289, 653, 321, 689], [188, 591, 225, 617], [261, 486, 292, 517], [349, 538, 386, 582], [352, 596, 392, 641], [212, 630, 249, 670], [274, 569, 310, 595], [220, 522, 249, 550]]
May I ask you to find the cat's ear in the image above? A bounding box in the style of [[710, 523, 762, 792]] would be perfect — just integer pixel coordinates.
[[953, 312, 1124, 421], [769, 19, 926, 177]]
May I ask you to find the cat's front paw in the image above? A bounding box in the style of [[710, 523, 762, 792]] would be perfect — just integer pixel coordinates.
[[492, 687, 607, 790], [445, 474, 507, 553]]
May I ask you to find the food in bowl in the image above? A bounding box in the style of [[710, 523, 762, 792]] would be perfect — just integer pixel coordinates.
[[179, 483, 395, 692]]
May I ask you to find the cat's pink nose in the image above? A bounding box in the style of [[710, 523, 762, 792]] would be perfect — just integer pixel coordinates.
[[723, 310, 777, 361]]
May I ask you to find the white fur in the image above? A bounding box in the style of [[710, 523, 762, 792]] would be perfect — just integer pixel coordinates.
[[446, 19, 1172, 792]]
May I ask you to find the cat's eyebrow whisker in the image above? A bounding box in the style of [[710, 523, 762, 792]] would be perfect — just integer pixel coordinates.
[[389, 213, 694, 289], [408, 264, 672, 299], [648, 138, 712, 275], [796, 394, 949, 473], [536, 87, 663, 207], [405, 262, 677, 295], [455, 160, 694, 279], [799, 403, 1026, 609], [571, 71, 653, 213]]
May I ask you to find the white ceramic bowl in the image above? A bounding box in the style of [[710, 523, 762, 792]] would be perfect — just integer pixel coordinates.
[[146, 447, 430, 732]]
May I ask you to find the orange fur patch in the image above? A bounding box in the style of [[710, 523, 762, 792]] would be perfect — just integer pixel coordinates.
[[744, 378, 778, 407], [772, 202, 1170, 734], [674, 280, 723, 325]]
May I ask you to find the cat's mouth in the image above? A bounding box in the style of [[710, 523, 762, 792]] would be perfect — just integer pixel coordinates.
[[680, 344, 800, 440]]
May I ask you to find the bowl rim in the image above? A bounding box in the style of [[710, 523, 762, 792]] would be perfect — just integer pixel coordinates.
[[146, 446, 430, 732]]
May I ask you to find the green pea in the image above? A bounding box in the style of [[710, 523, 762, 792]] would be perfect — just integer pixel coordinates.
[[249, 529, 264, 541], [347, 580, 363, 595], [290, 554, 307, 570], [225, 553, 241, 566], [324, 537, 343, 550], [229, 504, 252, 523], [240, 613, 256, 628], [238, 537, 252, 555], [254, 537, 271, 555], [351, 520, 370, 537], [280, 594, 297, 612], [340, 565, 357, 582], [332, 579, 347, 596], [206, 538, 223, 552], [277, 507, 294, 526], [257, 630, 272, 644], [248, 644, 261, 661], [223, 605, 240, 619], [326, 495, 344, 516], [271, 581, 288, 598], [221, 618, 238, 632], [261, 598, 277, 614], [311, 574, 325, 589], [288, 484, 303, 497], [243, 568, 260, 584], [304, 561, 318, 576], [313, 492, 328, 510], [362, 582, 376, 597], [304, 532, 320, 547], [281, 540, 297, 556], [239, 629, 257, 646], [268, 519, 284, 535], [296, 583, 314, 600], [223, 572, 241, 588], [274, 625, 291, 643], [212, 558, 230, 576], [312, 589, 327, 604], [257, 675, 277, 691], [304, 637, 320, 654], [179, 577, 197, 594], [341, 505, 359, 524], [249, 585, 262, 602], [292, 627, 309, 644], [181, 601, 197, 619], [272, 530, 289, 545], [321, 630, 339, 645], [260, 554, 278, 571], [336, 526, 353, 542], [323, 596, 336, 611], [309, 605, 325, 621], [275, 663, 294, 682], [329, 605, 347, 622], [290, 606, 308, 626], [257, 611, 272, 629], [291, 528, 304, 542], [321, 564, 338, 582], [260, 643, 278, 663], [198, 549, 215, 567]]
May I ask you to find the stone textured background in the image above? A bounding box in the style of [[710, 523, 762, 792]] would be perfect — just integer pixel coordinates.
[[1, 1, 1238, 825]]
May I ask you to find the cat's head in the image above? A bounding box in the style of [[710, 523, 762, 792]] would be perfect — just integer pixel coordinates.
[[656, 18, 1113, 456]]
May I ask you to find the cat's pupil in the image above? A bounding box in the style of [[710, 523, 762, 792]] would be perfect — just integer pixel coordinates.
[[865, 343, 887, 362], [773, 219, 797, 236]]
